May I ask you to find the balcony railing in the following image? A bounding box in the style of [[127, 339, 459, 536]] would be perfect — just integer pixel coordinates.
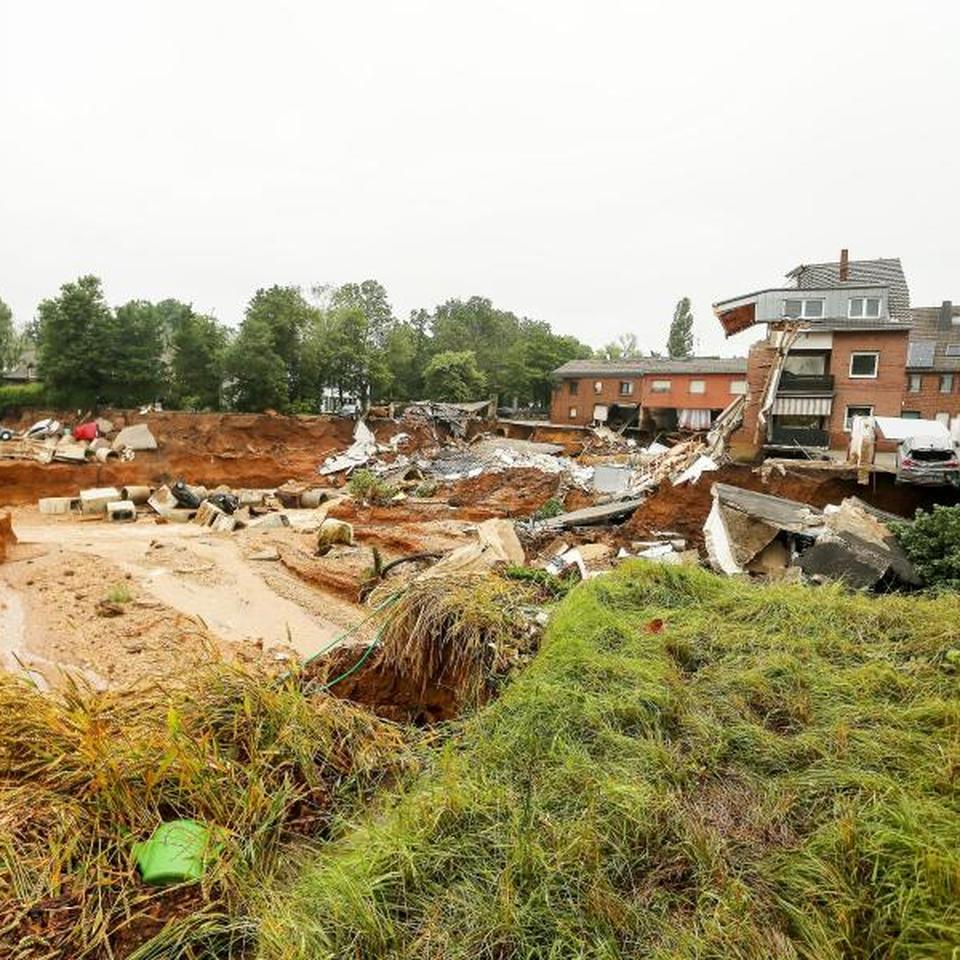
[[767, 425, 830, 448], [777, 372, 834, 394]]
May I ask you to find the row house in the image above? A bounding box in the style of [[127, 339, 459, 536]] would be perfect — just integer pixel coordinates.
[[549, 357, 747, 432], [713, 250, 960, 458]]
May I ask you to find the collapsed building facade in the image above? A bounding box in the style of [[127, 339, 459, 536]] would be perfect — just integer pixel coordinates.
[[713, 250, 960, 459]]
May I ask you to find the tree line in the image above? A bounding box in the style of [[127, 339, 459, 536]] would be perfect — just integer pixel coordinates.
[[0, 278, 696, 412]]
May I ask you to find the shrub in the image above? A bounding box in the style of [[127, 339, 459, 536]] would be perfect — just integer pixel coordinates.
[[531, 496, 564, 520], [105, 583, 133, 604], [0, 381, 47, 413], [892, 503, 960, 588], [348, 468, 397, 504], [413, 480, 438, 498]]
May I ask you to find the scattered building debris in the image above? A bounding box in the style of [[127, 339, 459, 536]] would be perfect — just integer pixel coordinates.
[[80, 487, 123, 516], [704, 482, 918, 589]]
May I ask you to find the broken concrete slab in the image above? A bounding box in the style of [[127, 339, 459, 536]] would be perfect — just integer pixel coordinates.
[[38, 497, 76, 515], [249, 547, 281, 561], [424, 518, 525, 578], [112, 422, 158, 452], [538, 498, 646, 531], [704, 484, 825, 576], [798, 530, 920, 590], [799, 498, 919, 589], [53, 439, 89, 463], [106, 500, 137, 523], [211, 512, 238, 534], [80, 487, 122, 516], [147, 485, 178, 515], [194, 499, 226, 528], [248, 513, 291, 531]]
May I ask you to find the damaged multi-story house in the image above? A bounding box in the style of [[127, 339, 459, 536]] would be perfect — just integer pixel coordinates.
[[713, 250, 960, 458], [549, 357, 748, 433]]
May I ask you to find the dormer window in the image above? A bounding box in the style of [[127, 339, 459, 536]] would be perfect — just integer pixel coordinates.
[[849, 297, 881, 319], [783, 298, 824, 320]]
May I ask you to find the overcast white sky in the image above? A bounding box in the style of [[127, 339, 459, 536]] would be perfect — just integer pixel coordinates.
[[1, 1, 957, 357]]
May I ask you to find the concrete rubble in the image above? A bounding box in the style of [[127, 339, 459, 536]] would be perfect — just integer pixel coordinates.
[[704, 483, 918, 590]]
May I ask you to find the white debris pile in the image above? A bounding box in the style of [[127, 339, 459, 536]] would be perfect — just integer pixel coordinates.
[[317, 421, 411, 476], [419, 437, 595, 488]]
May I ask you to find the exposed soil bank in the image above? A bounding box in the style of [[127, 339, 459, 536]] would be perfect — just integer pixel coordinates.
[[0, 411, 417, 504]]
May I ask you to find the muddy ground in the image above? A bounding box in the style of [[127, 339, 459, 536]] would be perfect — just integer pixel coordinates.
[[3, 408, 958, 696]]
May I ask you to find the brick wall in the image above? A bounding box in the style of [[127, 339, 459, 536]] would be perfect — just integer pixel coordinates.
[[550, 376, 640, 426], [639, 372, 743, 411], [550, 373, 745, 427], [728, 338, 776, 460], [900, 370, 960, 423], [827, 330, 909, 448]]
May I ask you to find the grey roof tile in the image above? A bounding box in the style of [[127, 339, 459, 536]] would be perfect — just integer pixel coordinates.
[[787, 258, 911, 319], [907, 306, 960, 370], [553, 357, 747, 377]]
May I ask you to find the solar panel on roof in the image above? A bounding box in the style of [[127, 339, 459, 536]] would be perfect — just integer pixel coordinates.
[[945, 344, 960, 358], [907, 340, 936, 368]]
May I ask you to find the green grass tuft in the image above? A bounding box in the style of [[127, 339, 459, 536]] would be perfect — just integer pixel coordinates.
[[260, 563, 960, 960]]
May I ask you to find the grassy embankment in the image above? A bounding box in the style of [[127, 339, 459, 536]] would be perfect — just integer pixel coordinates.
[[260, 563, 960, 960]]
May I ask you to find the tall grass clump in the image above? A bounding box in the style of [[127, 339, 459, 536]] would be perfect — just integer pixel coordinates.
[[261, 563, 960, 960], [0, 662, 408, 958], [372, 573, 540, 707]]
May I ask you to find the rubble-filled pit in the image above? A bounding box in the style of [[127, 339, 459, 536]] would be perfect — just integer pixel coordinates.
[[4, 407, 959, 701]]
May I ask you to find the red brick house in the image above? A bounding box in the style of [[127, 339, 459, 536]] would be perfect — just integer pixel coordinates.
[[550, 358, 747, 431], [713, 251, 960, 458]]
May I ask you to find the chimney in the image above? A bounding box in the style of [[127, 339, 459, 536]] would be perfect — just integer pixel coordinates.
[[939, 300, 953, 331], [839, 248, 849, 282]]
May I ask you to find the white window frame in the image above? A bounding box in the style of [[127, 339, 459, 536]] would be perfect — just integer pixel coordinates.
[[849, 352, 879, 379], [650, 379, 672, 393], [940, 373, 954, 394], [945, 344, 960, 358], [848, 296, 882, 319], [844, 404, 874, 431], [729, 379, 748, 395], [907, 373, 922, 393], [901, 410, 922, 419], [593, 381, 603, 394], [568, 406, 578, 419], [689, 379, 706, 394], [618, 380, 634, 396], [784, 298, 825, 320]]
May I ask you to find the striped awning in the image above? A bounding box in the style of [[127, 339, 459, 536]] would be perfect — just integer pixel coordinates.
[[771, 396, 832, 416]]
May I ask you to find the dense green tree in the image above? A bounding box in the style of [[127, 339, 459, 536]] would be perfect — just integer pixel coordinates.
[[223, 316, 289, 412], [244, 286, 315, 401], [667, 297, 694, 358], [597, 332, 644, 362], [330, 280, 395, 348], [422, 350, 487, 402], [102, 300, 167, 406], [166, 305, 228, 410], [505, 320, 592, 407], [0, 298, 15, 371], [37, 275, 114, 405], [430, 297, 517, 398]]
